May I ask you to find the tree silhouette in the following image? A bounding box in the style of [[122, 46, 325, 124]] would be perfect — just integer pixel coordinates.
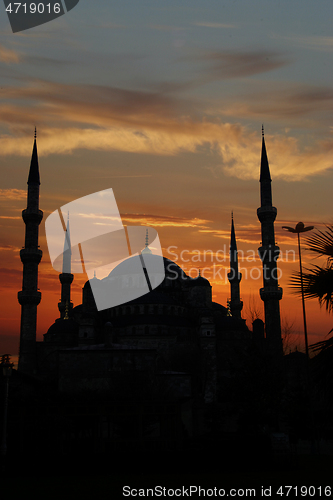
[[290, 224, 333, 354]]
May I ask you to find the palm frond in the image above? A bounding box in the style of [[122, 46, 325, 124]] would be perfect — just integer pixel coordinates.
[[292, 225, 333, 358], [289, 265, 333, 313], [310, 330, 333, 353], [305, 224, 333, 262]]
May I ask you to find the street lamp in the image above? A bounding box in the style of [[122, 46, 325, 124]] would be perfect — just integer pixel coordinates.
[[282, 222, 314, 359], [1, 354, 14, 471]]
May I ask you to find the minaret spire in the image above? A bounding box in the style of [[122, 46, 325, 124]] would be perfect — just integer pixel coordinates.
[[141, 228, 152, 255], [257, 129, 283, 352], [260, 133, 272, 205], [62, 213, 71, 274], [27, 129, 40, 186], [18, 130, 43, 374], [230, 213, 237, 258], [227, 212, 243, 319], [58, 212, 74, 319]]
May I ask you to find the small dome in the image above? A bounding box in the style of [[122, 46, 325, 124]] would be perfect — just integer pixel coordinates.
[[141, 246, 152, 255], [212, 302, 228, 315], [83, 276, 100, 290], [216, 315, 249, 332]]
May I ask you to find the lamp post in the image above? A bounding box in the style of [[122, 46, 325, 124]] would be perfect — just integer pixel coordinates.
[[282, 222, 314, 358], [283, 222, 316, 453], [1, 354, 14, 472]]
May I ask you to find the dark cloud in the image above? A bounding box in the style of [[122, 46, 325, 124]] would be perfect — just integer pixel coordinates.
[[0, 80, 195, 130], [197, 50, 291, 79], [0, 49, 288, 133], [23, 56, 74, 67], [227, 85, 333, 121], [150, 80, 196, 94], [149, 50, 291, 93], [291, 88, 333, 107]]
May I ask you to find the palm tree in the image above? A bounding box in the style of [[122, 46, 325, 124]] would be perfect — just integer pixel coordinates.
[[290, 224, 333, 351]]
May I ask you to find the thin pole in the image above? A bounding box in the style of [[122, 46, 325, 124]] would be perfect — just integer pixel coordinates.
[[297, 233, 316, 453], [297, 232, 309, 360]]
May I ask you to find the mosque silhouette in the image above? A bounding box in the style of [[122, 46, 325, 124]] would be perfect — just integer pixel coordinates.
[[5, 129, 293, 474]]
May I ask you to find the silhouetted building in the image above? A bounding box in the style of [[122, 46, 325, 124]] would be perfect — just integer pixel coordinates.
[[228, 213, 243, 319], [14, 130, 286, 461], [17, 129, 43, 375], [257, 127, 283, 353], [58, 213, 74, 319]]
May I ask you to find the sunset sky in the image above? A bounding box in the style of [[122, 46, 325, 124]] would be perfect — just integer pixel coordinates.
[[0, 0, 332, 360]]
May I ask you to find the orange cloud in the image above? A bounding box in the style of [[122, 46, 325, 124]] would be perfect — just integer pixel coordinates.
[[0, 80, 332, 181], [0, 189, 26, 200], [121, 214, 210, 228], [0, 244, 20, 251], [0, 44, 20, 64]]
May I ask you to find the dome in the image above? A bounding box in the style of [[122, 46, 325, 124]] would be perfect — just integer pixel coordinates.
[[46, 318, 79, 336], [164, 258, 187, 278], [105, 253, 160, 279], [126, 289, 178, 306], [186, 275, 211, 288], [104, 255, 187, 281]]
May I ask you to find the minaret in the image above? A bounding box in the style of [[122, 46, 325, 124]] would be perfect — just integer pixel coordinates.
[[257, 127, 283, 352], [58, 213, 74, 319], [227, 212, 243, 319], [18, 129, 43, 375]]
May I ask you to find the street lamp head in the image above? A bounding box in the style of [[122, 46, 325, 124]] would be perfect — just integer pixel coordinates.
[[282, 222, 314, 234], [295, 222, 314, 233]]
